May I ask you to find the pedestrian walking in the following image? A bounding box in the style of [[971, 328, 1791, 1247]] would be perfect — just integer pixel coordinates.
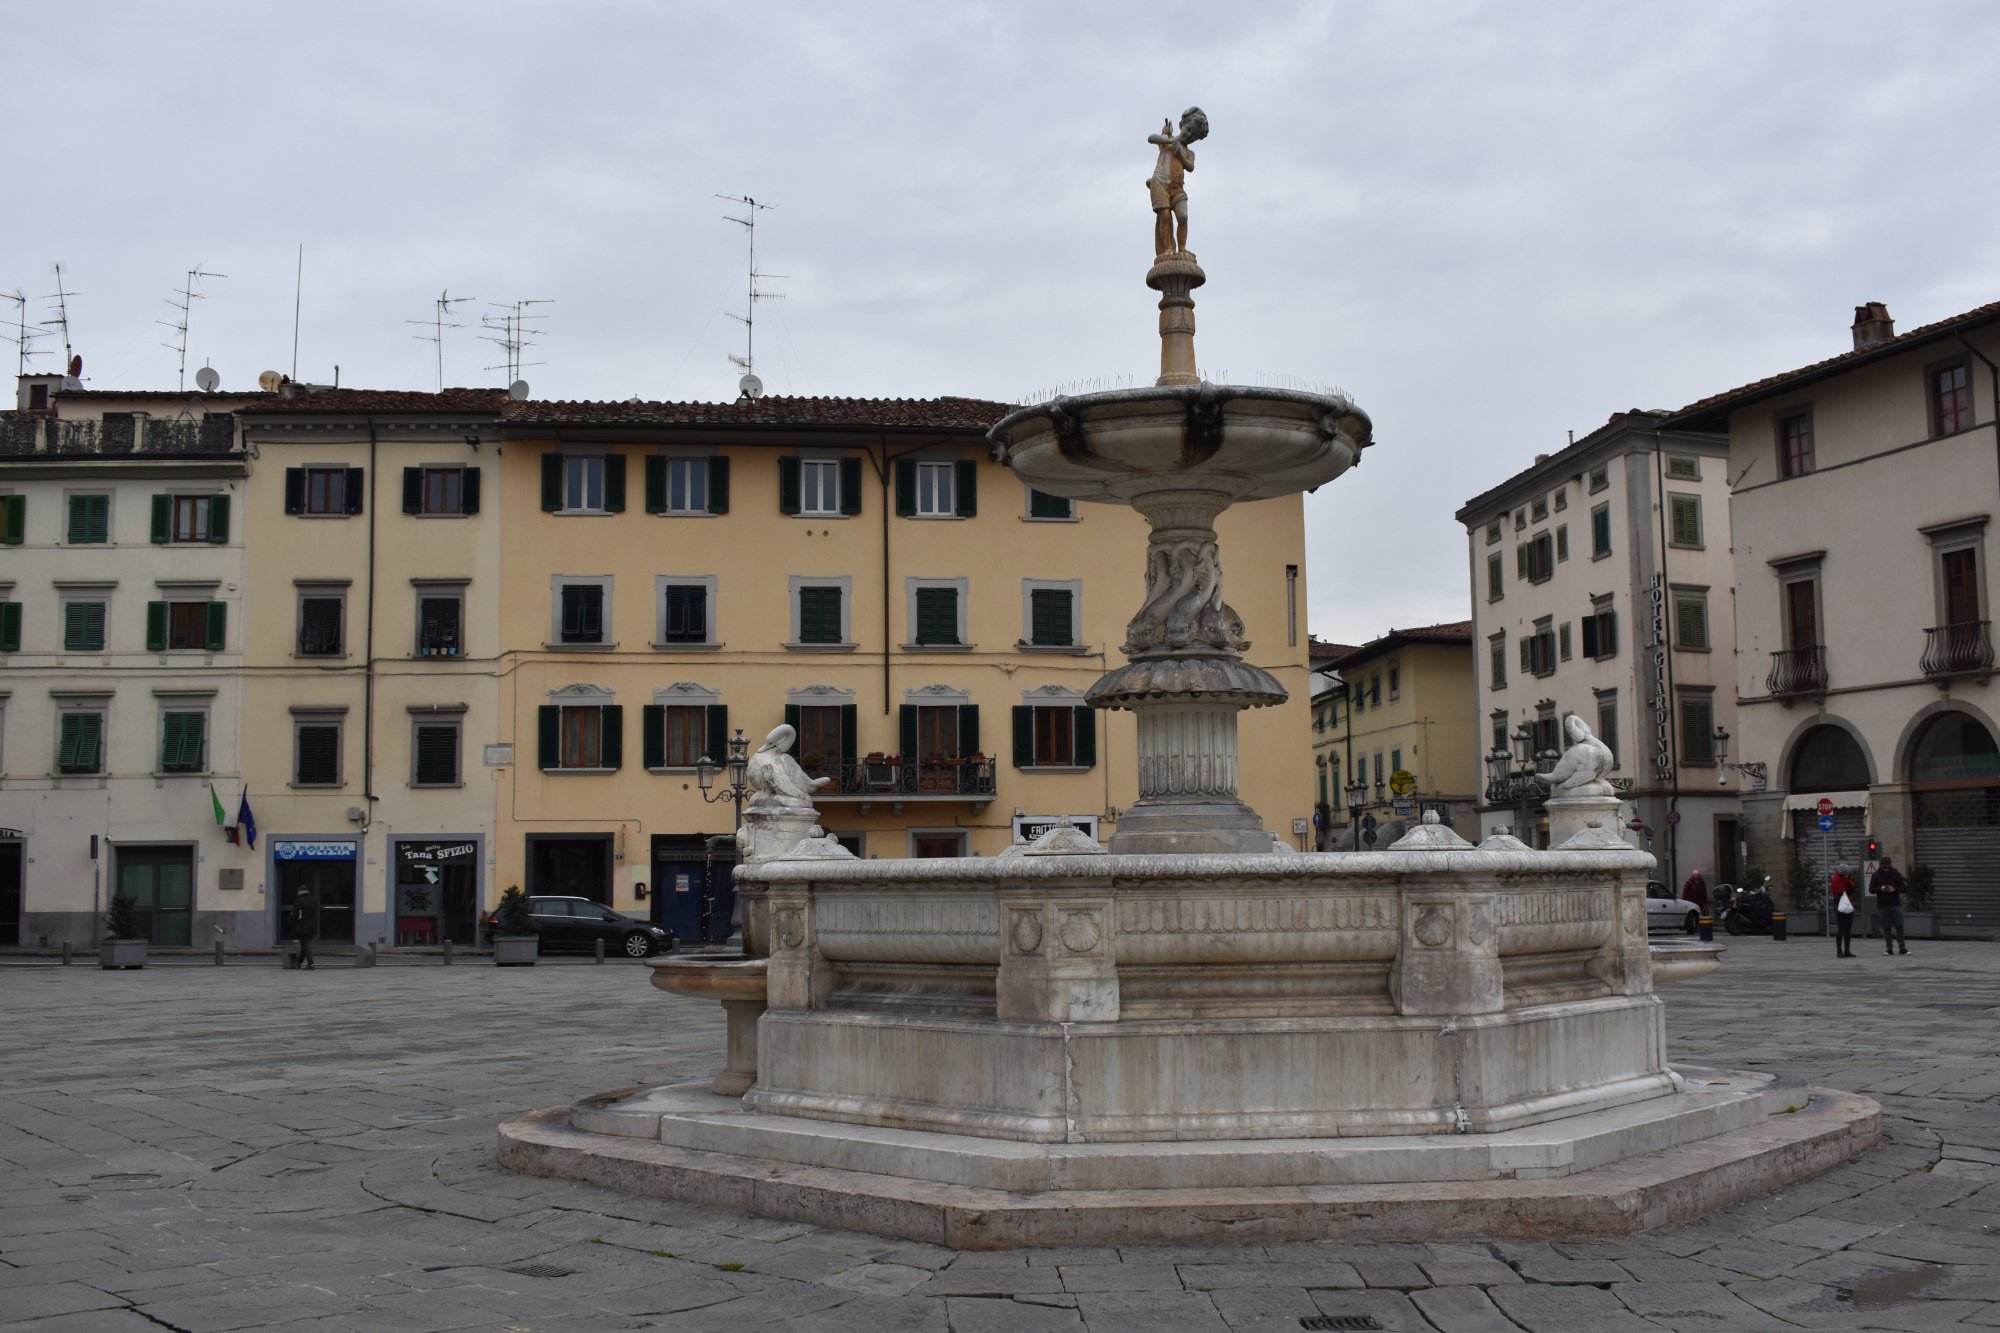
[[1681, 869, 1709, 912], [293, 886, 320, 970], [1830, 862, 1857, 958], [1871, 855, 1908, 956]]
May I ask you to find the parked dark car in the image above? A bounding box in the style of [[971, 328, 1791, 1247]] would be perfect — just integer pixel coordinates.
[[482, 895, 673, 958]]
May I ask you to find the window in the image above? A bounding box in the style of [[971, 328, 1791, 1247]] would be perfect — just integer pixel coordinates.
[[1679, 690, 1716, 765], [1352, 682, 1364, 713], [538, 702, 623, 771], [1514, 508, 1526, 531], [1390, 748, 1403, 777], [147, 600, 224, 652], [0, 598, 18, 652], [1488, 633, 1506, 689], [57, 711, 104, 775], [780, 456, 861, 517], [795, 583, 846, 646], [659, 705, 707, 767], [916, 462, 956, 516], [1778, 411, 1813, 478], [1357, 755, 1368, 788], [1486, 552, 1503, 601], [801, 459, 842, 516], [412, 720, 460, 787], [1373, 751, 1385, 787], [643, 696, 724, 769], [1531, 495, 1548, 521], [1674, 588, 1710, 651], [895, 458, 976, 518], [1490, 712, 1508, 756], [1518, 531, 1554, 583], [1388, 665, 1400, 700], [1589, 466, 1609, 493], [555, 580, 611, 646], [1596, 692, 1619, 769], [1485, 519, 1501, 544], [1666, 456, 1700, 480], [1591, 502, 1612, 557], [63, 601, 106, 652], [298, 594, 344, 657], [1556, 525, 1569, 562], [1024, 582, 1080, 648], [1369, 673, 1381, 706], [416, 592, 462, 658], [1783, 577, 1819, 650], [1553, 487, 1567, 512], [66, 494, 109, 544], [566, 456, 605, 511], [1028, 489, 1075, 521], [1520, 618, 1555, 677], [914, 586, 959, 646], [662, 583, 708, 644], [294, 719, 342, 786], [913, 704, 958, 758], [286, 466, 363, 517], [160, 711, 207, 774], [792, 705, 845, 777], [1933, 362, 1973, 436], [0, 494, 22, 545], [1581, 597, 1618, 659], [664, 458, 706, 513], [1668, 494, 1703, 548], [1559, 622, 1572, 661], [1940, 547, 1982, 627], [643, 454, 728, 515], [1532, 707, 1559, 756], [539, 453, 625, 514], [156, 494, 227, 544], [402, 466, 481, 517]]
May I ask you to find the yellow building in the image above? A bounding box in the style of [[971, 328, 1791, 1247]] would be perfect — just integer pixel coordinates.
[[1312, 621, 1480, 849], [491, 396, 1317, 942]]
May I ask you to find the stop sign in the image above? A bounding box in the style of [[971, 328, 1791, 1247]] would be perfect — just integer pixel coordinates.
[[1816, 797, 1834, 817]]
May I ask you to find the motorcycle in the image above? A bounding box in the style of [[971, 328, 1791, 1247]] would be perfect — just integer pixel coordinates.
[[1720, 876, 1776, 936]]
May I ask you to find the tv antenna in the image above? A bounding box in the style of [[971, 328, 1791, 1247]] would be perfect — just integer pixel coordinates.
[[717, 194, 784, 398], [159, 264, 227, 391], [408, 289, 476, 391], [480, 298, 550, 385], [41, 263, 82, 381], [1, 291, 47, 376]]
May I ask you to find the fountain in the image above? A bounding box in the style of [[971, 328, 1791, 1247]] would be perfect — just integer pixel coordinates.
[[500, 111, 1879, 1246]]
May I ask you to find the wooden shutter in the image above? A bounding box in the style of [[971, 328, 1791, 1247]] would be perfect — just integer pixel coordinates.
[[1012, 706, 1033, 767], [707, 457, 729, 513], [900, 705, 918, 759], [915, 587, 957, 644], [642, 704, 666, 769], [1670, 496, 1700, 546], [958, 705, 979, 758], [1601, 611, 1618, 655], [778, 456, 802, 514], [146, 601, 168, 651], [150, 494, 171, 544], [1028, 489, 1069, 520], [839, 456, 862, 515], [402, 468, 424, 514], [0, 494, 22, 545], [415, 725, 456, 785], [160, 712, 185, 771], [600, 704, 623, 770], [895, 460, 916, 516], [784, 703, 801, 738], [839, 705, 857, 763], [706, 705, 729, 764], [1519, 636, 1532, 673], [208, 494, 229, 543], [538, 705, 560, 769], [344, 468, 366, 514], [799, 586, 841, 643], [541, 453, 563, 511], [1581, 615, 1599, 659], [284, 468, 305, 515], [1679, 597, 1708, 650], [1030, 588, 1072, 645], [205, 601, 227, 652], [644, 455, 666, 513], [955, 460, 977, 517], [0, 601, 19, 653], [1072, 707, 1096, 767], [460, 467, 479, 515], [604, 454, 627, 512]]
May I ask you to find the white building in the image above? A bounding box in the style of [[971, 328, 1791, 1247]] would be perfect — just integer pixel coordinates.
[[1665, 300, 2000, 936], [1456, 411, 1739, 889]]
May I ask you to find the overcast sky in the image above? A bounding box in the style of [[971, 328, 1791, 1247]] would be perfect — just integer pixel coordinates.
[[9, 1, 1998, 644]]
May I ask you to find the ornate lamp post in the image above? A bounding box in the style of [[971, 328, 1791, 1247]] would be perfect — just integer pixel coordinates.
[[1711, 725, 1767, 791], [694, 729, 753, 946], [1484, 724, 1555, 846], [1344, 778, 1368, 851]]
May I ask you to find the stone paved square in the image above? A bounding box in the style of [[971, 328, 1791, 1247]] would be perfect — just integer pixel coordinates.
[[3, 940, 1999, 1329]]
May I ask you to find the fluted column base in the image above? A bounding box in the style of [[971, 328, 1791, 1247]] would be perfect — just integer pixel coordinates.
[[1107, 693, 1275, 855]]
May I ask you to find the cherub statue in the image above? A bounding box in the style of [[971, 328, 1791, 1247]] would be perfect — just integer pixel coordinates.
[[743, 723, 830, 814], [1543, 713, 1617, 797], [1148, 107, 1209, 258]]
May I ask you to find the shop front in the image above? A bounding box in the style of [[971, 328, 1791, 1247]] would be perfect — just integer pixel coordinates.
[[271, 839, 359, 946], [115, 844, 196, 945], [0, 832, 20, 947], [391, 837, 483, 946]]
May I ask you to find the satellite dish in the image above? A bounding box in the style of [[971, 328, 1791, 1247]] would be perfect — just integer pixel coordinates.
[[195, 367, 220, 393], [258, 370, 284, 392], [508, 379, 530, 401], [738, 373, 764, 400]]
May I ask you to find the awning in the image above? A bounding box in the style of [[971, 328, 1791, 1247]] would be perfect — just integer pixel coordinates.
[[1780, 790, 1870, 839]]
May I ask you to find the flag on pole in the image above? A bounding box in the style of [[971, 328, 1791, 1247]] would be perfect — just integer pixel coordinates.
[[236, 789, 258, 849], [211, 784, 236, 845]]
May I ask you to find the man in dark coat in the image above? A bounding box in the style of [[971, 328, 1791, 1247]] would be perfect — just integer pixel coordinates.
[[293, 886, 320, 970], [1871, 855, 1908, 956]]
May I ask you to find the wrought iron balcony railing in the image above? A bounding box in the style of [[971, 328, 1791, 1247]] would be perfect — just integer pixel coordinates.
[[1921, 620, 1995, 679], [1767, 644, 1827, 697], [813, 758, 999, 798]]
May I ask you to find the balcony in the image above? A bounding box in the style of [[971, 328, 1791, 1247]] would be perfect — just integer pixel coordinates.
[[1767, 644, 1828, 700], [0, 415, 239, 458], [1921, 620, 1995, 683], [814, 756, 999, 809]]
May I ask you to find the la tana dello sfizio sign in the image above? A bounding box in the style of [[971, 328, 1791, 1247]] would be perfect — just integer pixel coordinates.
[[1649, 573, 1674, 785]]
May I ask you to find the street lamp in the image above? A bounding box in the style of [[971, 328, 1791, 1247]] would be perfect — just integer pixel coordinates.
[[1484, 723, 1553, 846], [1344, 778, 1368, 850], [695, 728, 753, 826], [1711, 725, 1767, 791]]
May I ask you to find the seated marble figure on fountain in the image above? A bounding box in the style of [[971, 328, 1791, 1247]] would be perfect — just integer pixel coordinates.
[[1544, 713, 1617, 797], [734, 725, 831, 868]]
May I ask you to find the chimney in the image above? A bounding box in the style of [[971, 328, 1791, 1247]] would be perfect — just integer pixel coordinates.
[[1852, 302, 1894, 350]]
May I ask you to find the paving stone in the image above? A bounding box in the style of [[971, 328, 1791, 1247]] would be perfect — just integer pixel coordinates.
[[1178, 1261, 1361, 1291], [1410, 1284, 1527, 1333], [1206, 1285, 1321, 1333], [1053, 1262, 1182, 1292], [909, 1264, 1067, 1297], [1612, 1253, 1737, 1282], [1072, 1289, 1228, 1332], [0, 1280, 131, 1321], [1418, 1257, 1521, 1286], [1305, 1287, 1437, 1332], [1351, 1256, 1429, 1288], [1508, 1255, 1631, 1284], [820, 1261, 934, 1296], [1755, 1215, 1888, 1251], [1488, 1282, 1663, 1331], [943, 1296, 1084, 1332], [1612, 1279, 1793, 1329]]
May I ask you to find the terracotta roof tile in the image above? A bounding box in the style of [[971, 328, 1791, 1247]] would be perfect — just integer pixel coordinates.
[[1667, 298, 2000, 427], [499, 395, 1011, 429], [245, 388, 512, 415]]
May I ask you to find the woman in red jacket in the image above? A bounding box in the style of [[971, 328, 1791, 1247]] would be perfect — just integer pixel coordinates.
[[1830, 863, 1857, 959]]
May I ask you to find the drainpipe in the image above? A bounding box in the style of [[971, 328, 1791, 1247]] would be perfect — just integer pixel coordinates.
[[363, 418, 379, 836]]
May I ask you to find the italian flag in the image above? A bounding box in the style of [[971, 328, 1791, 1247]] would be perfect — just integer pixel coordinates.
[[210, 784, 237, 844]]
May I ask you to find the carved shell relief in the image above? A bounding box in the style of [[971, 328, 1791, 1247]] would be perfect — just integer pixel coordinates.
[[1009, 909, 1044, 955], [1412, 905, 1452, 948], [1058, 909, 1103, 955]]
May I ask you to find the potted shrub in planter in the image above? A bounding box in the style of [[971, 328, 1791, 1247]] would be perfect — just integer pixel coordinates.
[[491, 885, 538, 967], [1906, 863, 1937, 939], [99, 892, 147, 970]]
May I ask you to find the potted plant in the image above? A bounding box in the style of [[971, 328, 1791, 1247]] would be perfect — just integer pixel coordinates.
[[99, 893, 147, 970], [1906, 863, 1937, 939], [491, 885, 538, 966]]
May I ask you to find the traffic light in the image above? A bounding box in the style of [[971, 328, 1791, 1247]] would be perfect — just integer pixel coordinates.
[[1865, 836, 1881, 860]]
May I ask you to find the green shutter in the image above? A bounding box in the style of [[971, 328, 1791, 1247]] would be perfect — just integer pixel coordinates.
[[895, 459, 916, 516], [955, 460, 977, 517], [778, 456, 801, 514], [58, 714, 82, 771], [150, 494, 171, 544], [707, 457, 729, 514], [644, 455, 666, 513], [1680, 598, 1708, 650], [1073, 707, 1096, 768], [839, 456, 862, 516], [1581, 616, 1599, 658], [799, 586, 842, 644], [538, 705, 560, 769], [604, 454, 627, 512], [1671, 497, 1700, 546], [1028, 489, 1069, 520], [0, 494, 22, 545], [541, 453, 563, 511], [839, 704, 857, 763], [344, 468, 366, 514], [402, 468, 423, 514], [460, 467, 480, 515], [1602, 611, 1618, 655], [915, 587, 957, 645], [958, 705, 979, 758], [146, 602, 168, 651], [1030, 588, 1072, 646], [0, 601, 18, 652], [1012, 706, 1033, 767], [785, 704, 801, 738], [706, 705, 729, 764], [68, 495, 106, 544], [642, 704, 665, 769], [208, 494, 229, 543], [60, 712, 101, 773], [160, 712, 182, 770], [205, 601, 227, 652], [600, 704, 623, 769], [284, 468, 305, 514], [900, 704, 918, 759]]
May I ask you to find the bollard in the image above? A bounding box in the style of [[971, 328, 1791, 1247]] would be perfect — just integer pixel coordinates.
[[1772, 912, 1787, 942], [442, 938, 453, 966], [595, 938, 605, 964], [62, 940, 72, 966], [354, 943, 376, 969], [214, 940, 225, 966], [1698, 915, 1713, 943]]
